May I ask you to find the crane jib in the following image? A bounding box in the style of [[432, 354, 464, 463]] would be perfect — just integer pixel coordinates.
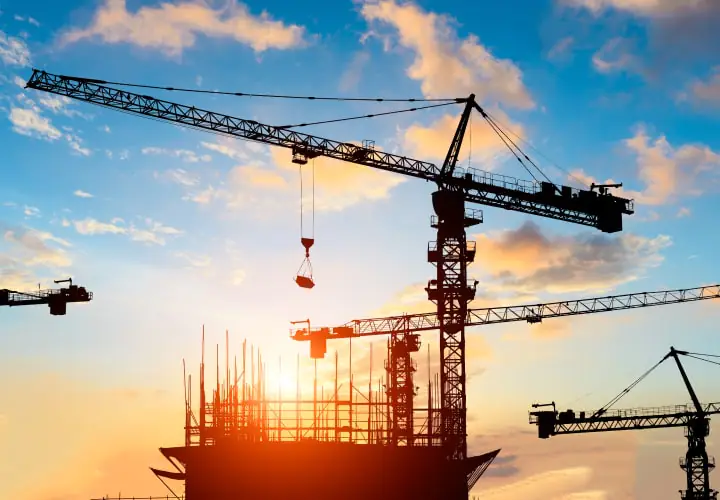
[[25, 70, 633, 233], [289, 283, 720, 343]]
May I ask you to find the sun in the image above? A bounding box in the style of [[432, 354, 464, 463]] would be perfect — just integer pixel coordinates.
[[267, 372, 297, 397]]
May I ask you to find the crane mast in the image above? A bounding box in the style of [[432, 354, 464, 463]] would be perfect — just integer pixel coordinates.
[[25, 70, 634, 465], [530, 348, 718, 500]]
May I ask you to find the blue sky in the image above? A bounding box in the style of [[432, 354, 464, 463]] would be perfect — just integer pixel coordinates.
[[1, 0, 720, 498]]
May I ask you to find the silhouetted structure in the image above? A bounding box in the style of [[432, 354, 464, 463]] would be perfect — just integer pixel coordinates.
[[26, 70, 635, 465], [530, 347, 720, 500], [141, 331, 498, 500], [0, 277, 92, 315]]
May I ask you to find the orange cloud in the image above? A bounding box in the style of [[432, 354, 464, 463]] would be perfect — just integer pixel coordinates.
[[403, 108, 526, 165], [470, 428, 638, 499], [186, 138, 406, 212], [60, 0, 307, 56], [270, 146, 406, 211], [571, 126, 720, 206], [561, 0, 714, 17], [471, 221, 671, 295], [359, 1, 534, 172], [685, 67, 720, 107], [0, 225, 73, 290], [591, 37, 642, 76]]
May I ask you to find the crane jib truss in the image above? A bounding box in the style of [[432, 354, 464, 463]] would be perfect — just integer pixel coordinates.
[[25, 70, 635, 465], [290, 284, 720, 341], [0, 280, 92, 315], [530, 402, 720, 435], [25, 71, 634, 230]]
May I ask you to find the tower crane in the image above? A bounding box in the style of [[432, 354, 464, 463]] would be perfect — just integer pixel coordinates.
[[289, 284, 720, 447], [529, 347, 720, 500], [0, 278, 93, 315], [24, 70, 634, 464]]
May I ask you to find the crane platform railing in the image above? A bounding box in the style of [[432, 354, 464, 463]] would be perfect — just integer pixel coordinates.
[[0, 288, 94, 302], [530, 402, 720, 424]]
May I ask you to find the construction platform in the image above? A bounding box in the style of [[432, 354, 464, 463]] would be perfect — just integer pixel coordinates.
[[155, 442, 497, 500], [143, 334, 498, 500]]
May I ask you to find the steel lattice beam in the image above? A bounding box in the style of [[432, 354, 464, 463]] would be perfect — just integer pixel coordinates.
[[529, 402, 720, 436], [25, 70, 634, 231], [291, 284, 720, 341]]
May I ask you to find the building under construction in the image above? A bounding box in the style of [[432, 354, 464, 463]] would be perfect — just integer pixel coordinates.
[[148, 334, 499, 500]]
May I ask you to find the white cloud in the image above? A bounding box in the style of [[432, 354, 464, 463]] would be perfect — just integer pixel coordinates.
[[175, 252, 212, 268], [591, 37, 640, 75], [195, 75, 203, 87], [8, 93, 92, 155], [23, 206, 40, 217], [676, 207, 691, 218], [73, 190, 94, 199], [2, 226, 72, 269], [142, 147, 211, 163], [9, 107, 62, 140], [155, 168, 199, 187], [60, 0, 307, 57], [68, 217, 183, 246], [38, 95, 89, 119], [101, 124, 111, 133], [547, 36, 575, 62], [200, 139, 256, 161], [66, 134, 91, 156], [360, 0, 534, 107], [339, 51, 371, 92], [183, 185, 218, 205], [358, 1, 532, 170], [0, 29, 31, 66], [14, 15, 40, 27]]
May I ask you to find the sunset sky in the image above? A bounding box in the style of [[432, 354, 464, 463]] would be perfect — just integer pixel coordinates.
[[1, 0, 720, 499]]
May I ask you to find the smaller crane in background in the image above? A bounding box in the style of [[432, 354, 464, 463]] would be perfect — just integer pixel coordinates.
[[529, 347, 720, 500], [289, 284, 720, 448], [0, 278, 93, 315]]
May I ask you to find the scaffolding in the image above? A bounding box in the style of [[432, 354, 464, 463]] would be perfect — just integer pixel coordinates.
[[184, 331, 443, 448], [93, 330, 497, 500]]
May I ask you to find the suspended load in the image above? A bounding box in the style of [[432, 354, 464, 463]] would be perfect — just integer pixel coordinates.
[[295, 237, 315, 289], [295, 159, 316, 289]]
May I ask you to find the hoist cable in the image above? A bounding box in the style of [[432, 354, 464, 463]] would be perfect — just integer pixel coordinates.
[[480, 115, 539, 182], [591, 356, 667, 418], [483, 112, 552, 184], [483, 109, 590, 189], [277, 101, 458, 129], [72, 75, 461, 103]]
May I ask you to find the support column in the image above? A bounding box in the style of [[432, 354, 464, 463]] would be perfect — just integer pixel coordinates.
[[386, 323, 420, 446], [680, 417, 717, 500], [427, 189, 481, 462]]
